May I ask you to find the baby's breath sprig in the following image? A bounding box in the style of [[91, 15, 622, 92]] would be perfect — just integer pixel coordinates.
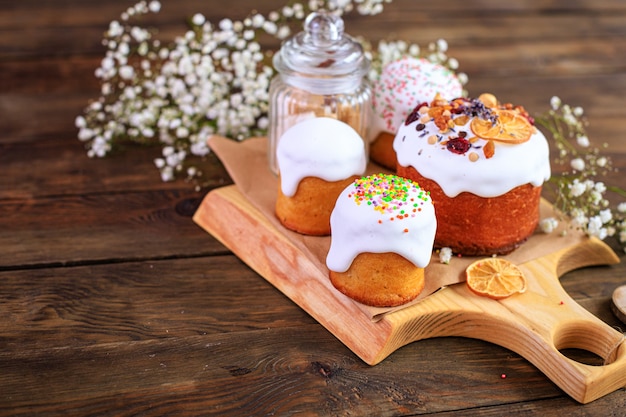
[[76, 0, 466, 189], [536, 96, 626, 252]]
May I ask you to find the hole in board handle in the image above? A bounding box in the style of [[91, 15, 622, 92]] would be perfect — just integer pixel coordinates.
[[554, 321, 625, 366]]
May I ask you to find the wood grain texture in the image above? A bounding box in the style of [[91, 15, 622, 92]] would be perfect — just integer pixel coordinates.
[[194, 185, 626, 403], [2, 0, 626, 415], [612, 285, 626, 324]]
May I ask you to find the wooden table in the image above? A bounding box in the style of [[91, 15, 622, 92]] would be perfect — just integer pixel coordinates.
[[2, 0, 625, 415]]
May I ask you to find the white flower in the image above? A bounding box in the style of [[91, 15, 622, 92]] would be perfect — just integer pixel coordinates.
[[576, 135, 590, 147], [154, 158, 165, 168], [192, 13, 206, 26], [101, 56, 115, 71], [569, 179, 586, 197], [77, 128, 95, 141], [550, 96, 561, 110], [119, 65, 135, 80], [148, 1, 161, 13], [618, 202, 626, 213], [436, 38, 448, 52], [570, 208, 588, 228], [540, 217, 559, 234], [162, 146, 175, 157], [599, 208, 612, 224], [107, 21, 124, 38], [159, 165, 174, 182], [176, 126, 189, 138], [439, 247, 452, 264], [191, 140, 210, 156], [262, 21, 278, 35], [130, 26, 149, 42], [219, 18, 233, 31], [75, 115, 87, 128], [594, 182, 606, 193], [251, 13, 265, 27], [570, 157, 585, 172], [587, 216, 607, 240], [564, 113, 577, 126], [257, 116, 269, 130], [589, 190, 603, 205], [276, 25, 291, 39]]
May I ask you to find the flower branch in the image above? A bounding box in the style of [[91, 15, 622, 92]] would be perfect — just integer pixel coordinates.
[[75, 0, 465, 187], [536, 96, 626, 250]]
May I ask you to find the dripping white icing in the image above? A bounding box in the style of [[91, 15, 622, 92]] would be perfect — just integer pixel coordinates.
[[277, 117, 367, 197], [326, 174, 437, 273]]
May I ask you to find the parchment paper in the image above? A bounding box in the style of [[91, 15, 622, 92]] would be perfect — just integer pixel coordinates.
[[207, 135, 586, 320]]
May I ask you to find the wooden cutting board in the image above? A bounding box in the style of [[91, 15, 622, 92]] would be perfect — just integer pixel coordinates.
[[193, 184, 626, 404]]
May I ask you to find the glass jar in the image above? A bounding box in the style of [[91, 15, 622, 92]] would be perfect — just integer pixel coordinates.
[[267, 10, 372, 174]]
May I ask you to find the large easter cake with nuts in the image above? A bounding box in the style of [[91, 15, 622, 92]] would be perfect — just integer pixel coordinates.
[[393, 93, 551, 256]]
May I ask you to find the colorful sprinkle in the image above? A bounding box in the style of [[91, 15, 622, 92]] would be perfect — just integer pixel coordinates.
[[347, 174, 431, 225]]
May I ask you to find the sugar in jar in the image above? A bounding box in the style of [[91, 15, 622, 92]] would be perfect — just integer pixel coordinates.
[[267, 10, 371, 174]]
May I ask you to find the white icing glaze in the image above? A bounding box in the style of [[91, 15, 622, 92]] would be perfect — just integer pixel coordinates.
[[370, 57, 463, 140], [326, 174, 437, 273], [393, 106, 551, 198], [277, 117, 367, 197]]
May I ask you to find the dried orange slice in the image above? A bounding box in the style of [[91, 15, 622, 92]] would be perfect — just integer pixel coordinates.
[[470, 109, 533, 144], [466, 258, 527, 299]]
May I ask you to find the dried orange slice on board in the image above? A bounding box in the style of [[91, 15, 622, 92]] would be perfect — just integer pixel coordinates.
[[466, 258, 527, 299], [470, 109, 533, 144]]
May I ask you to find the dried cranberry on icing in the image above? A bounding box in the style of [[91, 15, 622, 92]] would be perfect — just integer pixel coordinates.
[[404, 102, 428, 125], [446, 136, 471, 154]]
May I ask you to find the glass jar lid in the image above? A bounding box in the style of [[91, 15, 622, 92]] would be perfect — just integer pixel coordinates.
[[273, 10, 370, 94]]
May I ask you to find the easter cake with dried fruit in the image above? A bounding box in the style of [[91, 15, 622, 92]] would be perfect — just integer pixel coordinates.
[[393, 93, 550, 256]]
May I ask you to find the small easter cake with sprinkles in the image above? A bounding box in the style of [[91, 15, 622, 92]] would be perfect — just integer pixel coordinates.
[[393, 93, 551, 256], [326, 173, 437, 307], [370, 57, 463, 170], [276, 117, 367, 235]]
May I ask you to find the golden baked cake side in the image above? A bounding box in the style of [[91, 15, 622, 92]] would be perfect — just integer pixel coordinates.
[[275, 117, 367, 235]]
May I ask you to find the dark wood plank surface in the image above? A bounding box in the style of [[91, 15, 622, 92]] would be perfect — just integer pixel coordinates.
[[1, 0, 625, 415]]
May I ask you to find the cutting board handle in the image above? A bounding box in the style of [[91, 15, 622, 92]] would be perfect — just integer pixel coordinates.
[[386, 237, 626, 404], [515, 291, 626, 404], [523, 237, 626, 404]]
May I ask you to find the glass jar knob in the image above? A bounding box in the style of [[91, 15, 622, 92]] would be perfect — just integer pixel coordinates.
[[304, 11, 344, 47]]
